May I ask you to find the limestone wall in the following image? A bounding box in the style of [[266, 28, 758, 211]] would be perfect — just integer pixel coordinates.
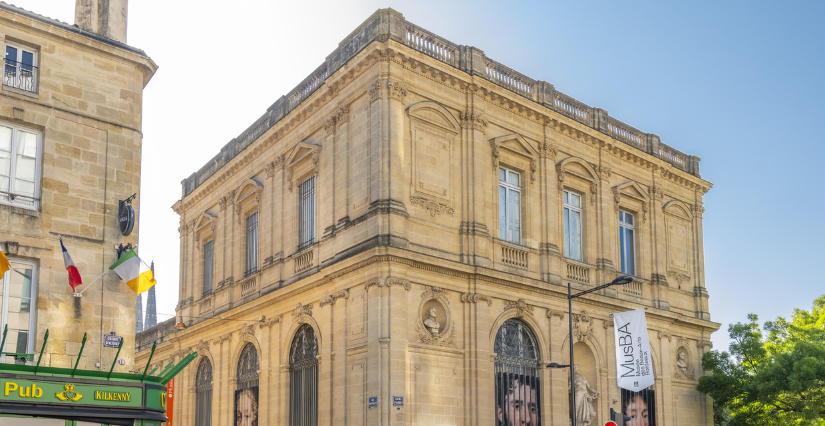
[[0, 4, 156, 372]]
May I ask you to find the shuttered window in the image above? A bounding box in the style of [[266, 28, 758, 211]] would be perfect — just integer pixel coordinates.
[[298, 176, 315, 250], [246, 213, 258, 276]]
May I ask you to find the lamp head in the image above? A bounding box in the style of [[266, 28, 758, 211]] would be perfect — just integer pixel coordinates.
[[174, 316, 187, 330], [611, 275, 634, 286], [546, 362, 570, 369]]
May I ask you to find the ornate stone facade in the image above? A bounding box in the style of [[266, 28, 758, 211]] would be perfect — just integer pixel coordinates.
[[138, 9, 716, 426]]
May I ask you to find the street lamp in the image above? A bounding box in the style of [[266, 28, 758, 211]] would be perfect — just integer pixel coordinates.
[[547, 274, 633, 426]]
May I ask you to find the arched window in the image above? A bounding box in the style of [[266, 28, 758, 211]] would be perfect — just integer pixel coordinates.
[[195, 357, 213, 426], [494, 319, 541, 426], [290, 324, 319, 426], [235, 343, 259, 426]]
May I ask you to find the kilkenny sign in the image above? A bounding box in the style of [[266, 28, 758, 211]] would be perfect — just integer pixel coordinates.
[[1, 378, 142, 407]]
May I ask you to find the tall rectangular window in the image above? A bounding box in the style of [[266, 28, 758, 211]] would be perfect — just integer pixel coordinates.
[[498, 167, 521, 244], [245, 213, 258, 277], [619, 210, 636, 275], [299, 176, 316, 250], [203, 240, 214, 295], [3, 44, 37, 92], [1, 259, 36, 364], [563, 190, 583, 261], [0, 122, 40, 209]]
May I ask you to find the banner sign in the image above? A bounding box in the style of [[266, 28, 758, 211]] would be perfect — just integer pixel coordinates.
[[165, 378, 174, 425], [613, 309, 655, 392], [0, 378, 142, 408]]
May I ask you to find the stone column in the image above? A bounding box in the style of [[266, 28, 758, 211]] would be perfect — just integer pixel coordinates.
[[321, 113, 337, 244], [692, 194, 710, 320], [462, 284, 494, 425], [596, 154, 617, 296], [460, 92, 491, 267], [335, 106, 351, 228], [538, 125, 561, 283], [386, 78, 409, 246], [650, 174, 670, 310]]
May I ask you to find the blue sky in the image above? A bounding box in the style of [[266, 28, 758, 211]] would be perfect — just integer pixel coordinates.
[[14, 0, 824, 351]]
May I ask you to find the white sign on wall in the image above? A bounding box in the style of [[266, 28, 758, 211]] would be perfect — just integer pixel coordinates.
[[613, 309, 655, 392]]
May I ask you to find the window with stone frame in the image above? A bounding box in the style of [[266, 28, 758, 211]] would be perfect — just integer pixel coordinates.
[[0, 121, 40, 209], [619, 210, 636, 275], [0, 258, 36, 364], [498, 166, 522, 244], [195, 357, 213, 426], [290, 324, 319, 426], [245, 212, 258, 277], [564, 189, 583, 261], [203, 240, 214, 296], [3, 42, 38, 93], [298, 175, 315, 250]]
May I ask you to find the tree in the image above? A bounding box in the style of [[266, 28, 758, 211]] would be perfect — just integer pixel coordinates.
[[697, 295, 825, 425]]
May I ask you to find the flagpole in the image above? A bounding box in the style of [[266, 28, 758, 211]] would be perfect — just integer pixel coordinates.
[[75, 269, 108, 297]]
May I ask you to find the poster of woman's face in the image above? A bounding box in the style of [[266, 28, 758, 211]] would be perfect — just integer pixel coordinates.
[[235, 387, 259, 426], [621, 388, 656, 426], [496, 373, 541, 426]]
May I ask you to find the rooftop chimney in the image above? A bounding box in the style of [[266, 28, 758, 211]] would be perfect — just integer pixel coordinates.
[[74, 0, 128, 44]]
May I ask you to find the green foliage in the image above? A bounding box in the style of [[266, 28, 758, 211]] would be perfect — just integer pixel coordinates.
[[697, 296, 825, 426]]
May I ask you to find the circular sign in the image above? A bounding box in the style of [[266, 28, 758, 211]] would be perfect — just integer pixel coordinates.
[[119, 203, 135, 236], [605, 422, 618, 426]]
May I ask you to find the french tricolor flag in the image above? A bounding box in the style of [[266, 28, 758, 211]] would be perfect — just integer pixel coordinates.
[[60, 236, 82, 292]]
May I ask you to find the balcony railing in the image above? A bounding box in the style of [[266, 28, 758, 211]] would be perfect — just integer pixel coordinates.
[[500, 244, 529, 269], [3, 60, 37, 93], [0, 190, 39, 209], [565, 261, 590, 284], [294, 249, 314, 274]]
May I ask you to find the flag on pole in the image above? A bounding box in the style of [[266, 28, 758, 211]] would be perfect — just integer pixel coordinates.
[[109, 248, 156, 295], [59, 236, 83, 292], [0, 244, 10, 277]]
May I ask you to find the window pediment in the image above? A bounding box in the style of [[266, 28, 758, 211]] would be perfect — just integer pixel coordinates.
[[490, 133, 539, 184], [612, 180, 651, 218], [233, 178, 263, 223], [285, 142, 321, 192], [407, 101, 460, 134], [193, 212, 217, 249], [663, 199, 693, 220]]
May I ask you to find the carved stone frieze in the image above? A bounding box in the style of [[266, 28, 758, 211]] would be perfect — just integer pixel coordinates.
[[286, 169, 294, 192], [386, 278, 411, 291], [612, 187, 622, 211], [292, 303, 313, 323], [238, 324, 255, 341], [323, 117, 336, 135], [490, 139, 501, 169], [260, 315, 282, 328], [657, 331, 672, 342], [459, 111, 488, 132], [530, 160, 537, 184], [410, 196, 454, 217], [573, 310, 592, 341], [421, 285, 447, 301], [643, 203, 649, 222], [596, 166, 612, 180], [387, 79, 408, 100], [461, 293, 493, 306], [696, 340, 713, 350], [336, 105, 350, 124], [273, 154, 285, 170], [590, 181, 598, 205], [651, 185, 664, 200], [503, 299, 533, 319], [367, 79, 382, 102], [364, 278, 383, 291], [319, 289, 351, 307], [416, 321, 455, 347], [538, 142, 557, 159], [556, 165, 565, 192], [668, 271, 690, 286]]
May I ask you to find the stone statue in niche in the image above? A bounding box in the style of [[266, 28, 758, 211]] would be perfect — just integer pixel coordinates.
[[571, 364, 600, 426], [423, 306, 440, 336], [676, 350, 689, 374]]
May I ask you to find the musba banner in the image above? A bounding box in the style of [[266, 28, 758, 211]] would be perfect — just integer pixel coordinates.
[[613, 308, 655, 392]]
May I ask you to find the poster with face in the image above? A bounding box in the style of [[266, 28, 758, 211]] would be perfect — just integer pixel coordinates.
[[235, 387, 259, 426], [621, 388, 656, 426], [495, 372, 541, 426]]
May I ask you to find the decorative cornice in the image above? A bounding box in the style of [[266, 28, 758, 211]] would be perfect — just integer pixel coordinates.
[[657, 331, 672, 342], [537, 142, 556, 159], [367, 79, 382, 103], [461, 293, 493, 306], [386, 278, 411, 291], [410, 196, 454, 217]]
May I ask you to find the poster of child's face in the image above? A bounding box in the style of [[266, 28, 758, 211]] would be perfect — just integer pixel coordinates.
[[621, 388, 656, 426], [496, 372, 541, 426], [235, 387, 259, 426]]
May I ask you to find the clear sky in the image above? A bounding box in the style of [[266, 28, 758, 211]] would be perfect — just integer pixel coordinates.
[[13, 0, 824, 351]]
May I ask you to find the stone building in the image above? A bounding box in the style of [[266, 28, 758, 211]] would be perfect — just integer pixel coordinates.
[[137, 9, 716, 425], [0, 0, 156, 372]]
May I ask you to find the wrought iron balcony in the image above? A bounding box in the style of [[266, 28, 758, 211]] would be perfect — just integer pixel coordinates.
[[3, 59, 38, 93]]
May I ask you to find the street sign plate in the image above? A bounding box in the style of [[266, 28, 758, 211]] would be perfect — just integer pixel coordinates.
[[103, 334, 121, 348], [368, 396, 377, 408]]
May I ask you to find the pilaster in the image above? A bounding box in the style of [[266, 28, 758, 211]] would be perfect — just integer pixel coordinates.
[[650, 177, 670, 310]]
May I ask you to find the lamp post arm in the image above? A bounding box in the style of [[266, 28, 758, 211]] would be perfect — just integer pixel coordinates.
[[570, 281, 618, 299]]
